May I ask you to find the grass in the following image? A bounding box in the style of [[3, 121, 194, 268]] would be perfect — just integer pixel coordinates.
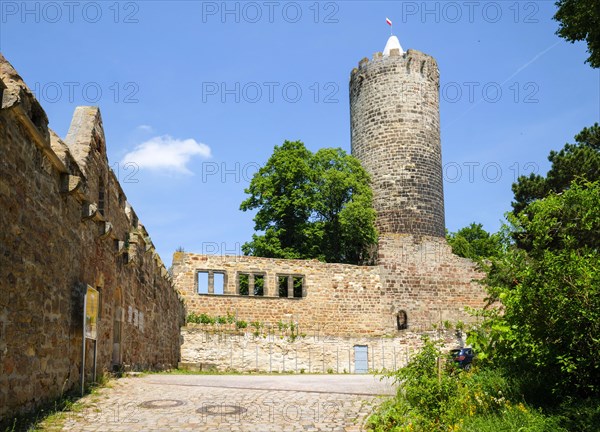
[[2, 376, 112, 432], [459, 405, 566, 432]]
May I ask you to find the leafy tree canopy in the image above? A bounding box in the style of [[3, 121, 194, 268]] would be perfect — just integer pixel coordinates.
[[471, 181, 600, 398], [554, 0, 600, 68], [446, 223, 503, 261], [512, 123, 600, 214], [240, 140, 377, 264]]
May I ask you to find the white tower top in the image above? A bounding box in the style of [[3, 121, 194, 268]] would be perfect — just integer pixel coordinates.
[[383, 35, 404, 56]]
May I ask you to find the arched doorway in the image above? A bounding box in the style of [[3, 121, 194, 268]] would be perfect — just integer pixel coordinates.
[[396, 310, 408, 330]]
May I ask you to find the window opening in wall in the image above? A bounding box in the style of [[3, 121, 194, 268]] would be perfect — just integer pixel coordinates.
[[30, 103, 45, 132], [277, 275, 305, 298], [293, 276, 303, 298], [237, 272, 265, 296], [278, 276, 288, 297], [239, 273, 249, 295], [397, 310, 408, 330], [254, 275, 265, 296], [198, 270, 227, 295], [213, 272, 225, 295], [98, 178, 105, 216], [0, 80, 5, 108], [198, 271, 209, 294]]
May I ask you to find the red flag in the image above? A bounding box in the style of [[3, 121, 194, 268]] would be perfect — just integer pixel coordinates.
[[386, 17, 392, 26]]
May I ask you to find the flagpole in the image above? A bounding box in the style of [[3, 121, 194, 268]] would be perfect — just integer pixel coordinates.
[[386, 18, 393, 36]]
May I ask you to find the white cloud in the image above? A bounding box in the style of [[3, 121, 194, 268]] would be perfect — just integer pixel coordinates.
[[122, 135, 211, 174], [136, 124, 155, 133]]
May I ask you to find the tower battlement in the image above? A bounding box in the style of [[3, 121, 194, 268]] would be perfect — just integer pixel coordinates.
[[351, 49, 440, 85]]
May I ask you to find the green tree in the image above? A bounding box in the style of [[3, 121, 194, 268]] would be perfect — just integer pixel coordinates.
[[446, 223, 503, 261], [472, 181, 600, 398], [240, 141, 377, 264], [240, 140, 314, 259], [512, 123, 600, 214], [310, 148, 377, 263], [554, 0, 600, 68]]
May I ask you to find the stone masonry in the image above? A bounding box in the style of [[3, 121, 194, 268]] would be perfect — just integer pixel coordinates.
[[175, 42, 488, 371], [181, 325, 463, 374], [172, 236, 485, 339], [350, 49, 444, 238], [0, 54, 185, 423], [173, 252, 385, 336]]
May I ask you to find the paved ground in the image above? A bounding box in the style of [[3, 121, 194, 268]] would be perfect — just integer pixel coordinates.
[[53, 374, 396, 431]]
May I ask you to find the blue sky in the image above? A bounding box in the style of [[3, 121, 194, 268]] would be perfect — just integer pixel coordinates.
[[2, 1, 599, 264]]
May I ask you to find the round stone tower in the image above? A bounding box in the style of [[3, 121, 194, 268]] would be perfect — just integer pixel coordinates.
[[350, 36, 445, 238]]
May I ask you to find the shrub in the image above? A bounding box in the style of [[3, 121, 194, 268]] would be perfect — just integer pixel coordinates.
[[236, 320, 248, 329], [366, 337, 563, 431], [199, 313, 215, 324]]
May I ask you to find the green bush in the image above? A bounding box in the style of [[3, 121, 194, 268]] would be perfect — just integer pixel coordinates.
[[186, 312, 201, 324], [551, 398, 600, 431], [200, 314, 215, 324], [472, 182, 600, 399], [186, 312, 216, 325], [366, 337, 566, 431], [235, 320, 248, 329]]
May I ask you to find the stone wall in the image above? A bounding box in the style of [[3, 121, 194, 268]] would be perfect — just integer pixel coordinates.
[[350, 49, 445, 238], [377, 234, 487, 326], [181, 325, 464, 374], [0, 54, 185, 423], [172, 253, 388, 336], [172, 236, 486, 340]]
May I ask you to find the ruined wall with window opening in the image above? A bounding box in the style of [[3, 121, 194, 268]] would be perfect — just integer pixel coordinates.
[[172, 252, 387, 336], [172, 236, 486, 340]]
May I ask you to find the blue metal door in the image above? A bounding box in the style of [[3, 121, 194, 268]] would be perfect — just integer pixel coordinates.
[[354, 345, 368, 373]]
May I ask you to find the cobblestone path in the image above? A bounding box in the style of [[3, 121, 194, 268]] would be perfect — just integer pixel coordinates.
[[51, 374, 395, 431]]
